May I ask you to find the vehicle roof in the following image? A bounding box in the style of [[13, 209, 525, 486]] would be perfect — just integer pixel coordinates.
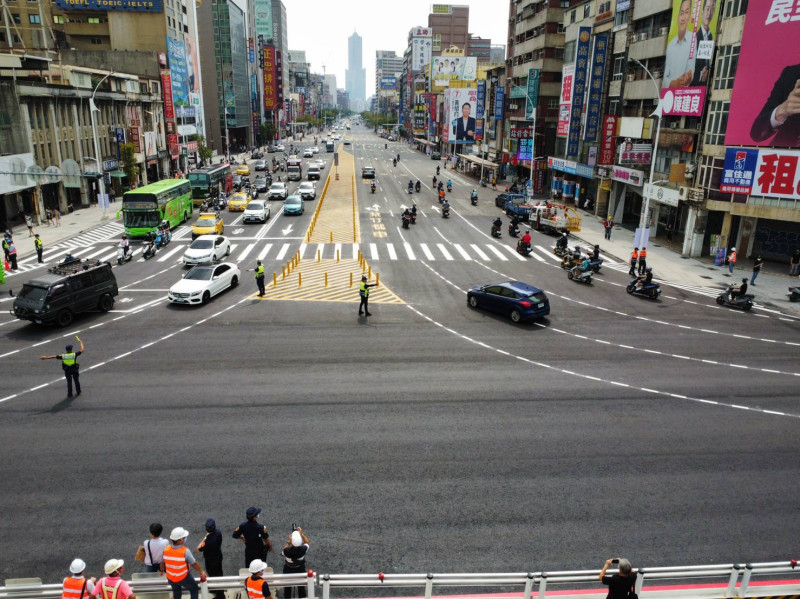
[[502, 281, 542, 294], [194, 234, 223, 240], [198, 212, 218, 218], [270, 182, 286, 187], [285, 194, 302, 201]]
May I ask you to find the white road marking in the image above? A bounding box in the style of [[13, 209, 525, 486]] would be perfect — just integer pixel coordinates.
[[236, 243, 255, 263], [470, 244, 490, 261], [403, 243, 416, 260], [298, 243, 308, 259], [451, 243, 471, 261], [419, 243, 436, 260], [257, 243, 273, 260], [436, 243, 454, 261], [275, 243, 290, 260], [370, 243, 379, 260], [387, 243, 397, 260], [157, 245, 184, 262]]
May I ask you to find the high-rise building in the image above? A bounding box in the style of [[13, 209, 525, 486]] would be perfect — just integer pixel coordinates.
[[375, 50, 404, 113], [270, 0, 289, 131], [197, 0, 251, 153], [346, 32, 366, 104]]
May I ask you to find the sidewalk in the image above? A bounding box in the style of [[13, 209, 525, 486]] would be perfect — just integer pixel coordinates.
[[6, 205, 120, 262], [569, 209, 800, 314]]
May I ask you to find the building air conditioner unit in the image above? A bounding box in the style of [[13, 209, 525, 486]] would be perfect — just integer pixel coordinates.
[[659, 27, 669, 36], [626, 73, 635, 82], [669, 122, 679, 129], [638, 32, 649, 41]]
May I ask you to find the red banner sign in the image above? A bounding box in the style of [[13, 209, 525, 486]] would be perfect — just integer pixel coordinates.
[[263, 47, 277, 111], [599, 115, 617, 166], [161, 70, 174, 120]]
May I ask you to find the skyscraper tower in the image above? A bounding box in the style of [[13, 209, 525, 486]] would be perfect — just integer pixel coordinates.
[[346, 31, 366, 106]]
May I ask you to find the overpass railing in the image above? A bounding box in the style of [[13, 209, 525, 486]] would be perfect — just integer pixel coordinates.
[[2, 560, 798, 599]]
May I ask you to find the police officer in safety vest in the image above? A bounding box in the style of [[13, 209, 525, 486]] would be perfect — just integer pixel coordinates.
[[359, 275, 376, 317], [629, 248, 639, 277], [41, 337, 85, 398], [34, 233, 43, 263], [160, 527, 207, 599], [248, 260, 266, 297]]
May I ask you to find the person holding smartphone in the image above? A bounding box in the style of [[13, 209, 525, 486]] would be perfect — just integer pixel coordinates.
[[598, 558, 636, 599]]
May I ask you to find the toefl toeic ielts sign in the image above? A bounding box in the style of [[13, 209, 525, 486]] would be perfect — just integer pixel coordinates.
[[55, 0, 163, 10]]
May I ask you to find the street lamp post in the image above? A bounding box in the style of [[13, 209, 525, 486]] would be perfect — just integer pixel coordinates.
[[629, 58, 663, 248], [90, 70, 114, 219]]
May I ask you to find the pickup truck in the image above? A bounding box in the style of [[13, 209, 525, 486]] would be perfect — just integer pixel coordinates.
[[503, 195, 534, 220]]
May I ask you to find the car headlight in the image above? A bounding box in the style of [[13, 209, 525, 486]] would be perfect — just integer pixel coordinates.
[[190, 291, 201, 296]]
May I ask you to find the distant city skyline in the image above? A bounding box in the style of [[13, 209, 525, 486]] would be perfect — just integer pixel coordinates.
[[346, 32, 366, 105]]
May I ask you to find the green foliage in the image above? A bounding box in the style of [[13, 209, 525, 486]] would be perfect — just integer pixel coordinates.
[[120, 143, 140, 184], [196, 135, 213, 163], [260, 122, 276, 143]]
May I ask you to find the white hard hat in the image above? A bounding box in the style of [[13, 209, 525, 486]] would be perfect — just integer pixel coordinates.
[[104, 559, 124, 575], [70, 559, 86, 574], [170, 527, 189, 541], [291, 531, 302, 547], [730, 247, 736, 251], [249, 559, 268, 574]]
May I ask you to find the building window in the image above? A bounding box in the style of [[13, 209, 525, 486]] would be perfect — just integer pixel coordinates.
[[612, 56, 625, 81], [608, 98, 620, 116], [547, 97, 559, 109], [713, 44, 739, 90], [570, 9, 576, 23], [12, 13, 20, 24], [614, 9, 629, 27], [564, 40, 575, 63], [584, 3, 591, 18], [724, 0, 748, 18], [29, 14, 41, 24], [88, 17, 100, 23], [0, 33, 5, 42], [90, 37, 103, 45], [704, 100, 730, 146], [53, 15, 65, 23]]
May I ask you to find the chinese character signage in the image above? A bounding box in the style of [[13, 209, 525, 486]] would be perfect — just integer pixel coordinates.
[[525, 69, 539, 121], [411, 28, 432, 73], [432, 57, 477, 85], [610, 165, 644, 186], [414, 104, 426, 133], [557, 64, 574, 137], [494, 86, 504, 121], [517, 137, 533, 163], [567, 28, 591, 158], [726, 0, 800, 148], [55, 0, 163, 11], [476, 80, 485, 141], [167, 36, 189, 109], [658, 0, 719, 116], [380, 77, 397, 91], [584, 33, 608, 142], [161, 70, 175, 120], [263, 46, 277, 110], [618, 140, 652, 165], [720, 147, 800, 199], [599, 115, 617, 165], [249, 38, 255, 64], [509, 127, 534, 140]]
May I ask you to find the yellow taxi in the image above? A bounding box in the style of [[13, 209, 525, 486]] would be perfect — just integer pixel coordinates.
[[236, 164, 251, 176], [192, 212, 224, 239], [227, 191, 251, 211]]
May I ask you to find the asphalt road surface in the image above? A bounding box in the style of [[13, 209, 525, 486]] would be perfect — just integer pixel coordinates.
[[1, 127, 798, 584]]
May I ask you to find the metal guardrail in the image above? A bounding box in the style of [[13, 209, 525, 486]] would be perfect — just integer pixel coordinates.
[[2, 561, 798, 599]]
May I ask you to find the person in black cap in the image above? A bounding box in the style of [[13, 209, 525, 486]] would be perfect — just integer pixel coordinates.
[[233, 507, 271, 567], [197, 519, 224, 599], [248, 261, 266, 297], [40, 337, 84, 398]]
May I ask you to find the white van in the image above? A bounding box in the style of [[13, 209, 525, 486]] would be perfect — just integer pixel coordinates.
[[307, 166, 321, 181]]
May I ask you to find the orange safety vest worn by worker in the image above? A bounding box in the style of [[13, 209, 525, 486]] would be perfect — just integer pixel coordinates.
[[639, 248, 647, 260], [163, 545, 189, 582], [630, 250, 639, 262], [63, 578, 88, 599], [246, 576, 270, 599], [729, 250, 736, 263]]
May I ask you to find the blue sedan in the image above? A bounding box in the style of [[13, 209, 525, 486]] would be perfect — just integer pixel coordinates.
[[283, 194, 304, 215], [467, 281, 550, 322]]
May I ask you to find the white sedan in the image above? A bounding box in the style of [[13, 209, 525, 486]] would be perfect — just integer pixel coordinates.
[[169, 262, 241, 305], [303, 149, 314, 158], [297, 181, 316, 200], [182, 235, 231, 266], [311, 146, 320, 154]]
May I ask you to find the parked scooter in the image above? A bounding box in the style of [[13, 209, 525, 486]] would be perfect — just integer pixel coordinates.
[[117, 244, 132, 265], [567, 264, 593, 284], [789, 285, 800, 302], [626, 278, 661, 300], [716, 283, 754, 311]]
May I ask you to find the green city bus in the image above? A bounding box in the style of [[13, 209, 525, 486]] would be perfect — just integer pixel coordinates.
[[188, 163, 231, 206], [122, 179, 193, 237]]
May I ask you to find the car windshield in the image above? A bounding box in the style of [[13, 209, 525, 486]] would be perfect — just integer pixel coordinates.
[[196, 219, 216, 227], [185, 267, 214, 281], [232, 195, 246, 202], [190, 239, 213, 249], [248, 202, 264, 210], [286, 197, 301, 205], [17, 284, 48, 303], [270, 185, 283, 191]]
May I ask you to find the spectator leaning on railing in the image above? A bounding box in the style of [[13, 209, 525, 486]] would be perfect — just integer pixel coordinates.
[[598, 558, 637, 599]]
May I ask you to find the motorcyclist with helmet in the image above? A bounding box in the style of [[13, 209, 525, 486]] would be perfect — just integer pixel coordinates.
[[492, 217, 503, 235], [556, 231, 569, 252], [730, 277, 749, 299], [119, 234, 131, 258], [470, 189, 478, 203], [591, 244, 601, 261], [518, 229, 532, 254], [636, 266, 654, 288], [415, 180, 421, 192], [408, 180, 414, 193]]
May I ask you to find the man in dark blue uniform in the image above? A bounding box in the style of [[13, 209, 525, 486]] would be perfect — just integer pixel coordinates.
[[40, 337, 84, 398], [233, 507, 271, 567]]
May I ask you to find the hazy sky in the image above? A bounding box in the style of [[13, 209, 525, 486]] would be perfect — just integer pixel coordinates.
[[283, 0, 508, 97]]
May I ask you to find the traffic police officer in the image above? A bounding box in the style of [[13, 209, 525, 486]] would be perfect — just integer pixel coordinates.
[[249, 261, 266, 297], [359, 275, 376, 317], [629, 248, 639, 277], [34, 233, 43, 263], [41, 337, 84, 398], [233, 507, 271, 567]]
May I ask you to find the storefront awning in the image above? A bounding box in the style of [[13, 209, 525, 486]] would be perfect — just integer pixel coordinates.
[[457, 153, 498, 168], [108, 170, 127, 178], [414, 138, 435, 146]]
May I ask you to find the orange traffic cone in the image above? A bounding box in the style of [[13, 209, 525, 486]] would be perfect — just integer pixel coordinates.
[[3, 258, 9, 271]]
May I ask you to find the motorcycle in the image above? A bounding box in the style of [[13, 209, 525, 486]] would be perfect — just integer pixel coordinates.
[[586, 256, 604, 273], [410, 212, 417, 225], [491, 223, 502, 238], [626, 278, 661, 300], [393, 158, 397, 167], [415, 182, 421, 193], [480, 179, 488, 187], [561, 254, 583, 270], [142, 243, 157, 260], [567, 265, 593, 284], [716, 284, 754, 311], [402, 213, 411, 229], [436, 166, 440, 175], [442, 206, 450, 218], [371, 184, 376, 194], [155, 229, 171, 249], [516, 240, 532, 257], [508, 223, 520, 237], [553, 244, 568, 258], [447, 182, 452, 192], [116, 244, 132, 265], [470, 193, 478, 206], [789, 286, 800, 302]]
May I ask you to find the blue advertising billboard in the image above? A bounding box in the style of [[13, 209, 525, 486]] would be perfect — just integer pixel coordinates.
[[494, 86, 504, 121], [566, 27, 591, 158], [720, 147, 759, 194], [166, 36, 189, 109], [583, 33, 608, 143], [475, 80, 485, 141], [55, 0, 163, 11], [380, 77, 397, 91]]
